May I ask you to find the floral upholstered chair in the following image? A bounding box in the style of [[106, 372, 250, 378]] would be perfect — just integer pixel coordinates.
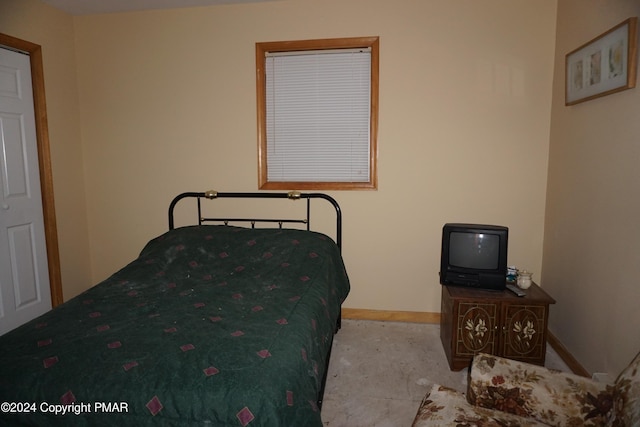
[[412, 350, 640, 427]]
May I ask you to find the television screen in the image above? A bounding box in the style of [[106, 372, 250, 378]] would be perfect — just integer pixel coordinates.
[[449, 231, 500, 270], [440, 223, 508, 290]]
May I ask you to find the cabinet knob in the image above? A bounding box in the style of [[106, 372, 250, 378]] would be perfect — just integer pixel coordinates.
[[2, 203, 9, 210]]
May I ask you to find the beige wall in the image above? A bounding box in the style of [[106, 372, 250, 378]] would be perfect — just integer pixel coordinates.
[[5, 0, 638, 379], [3, 0, 557, 326], [544, 0, 640, 377], [71, 0, 557, 314], [0, 0, 92, 299]]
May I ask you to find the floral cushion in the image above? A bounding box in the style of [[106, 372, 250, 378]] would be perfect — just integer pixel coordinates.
[[412, 383, 547, 427], [467, 353, 614, 427], [612, 350, 640, 427]]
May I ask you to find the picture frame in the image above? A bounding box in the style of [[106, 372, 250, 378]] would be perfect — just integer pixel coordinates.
[[565, 17, 637, 106]]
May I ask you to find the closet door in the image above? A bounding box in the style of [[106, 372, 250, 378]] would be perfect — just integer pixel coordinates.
[[0, 46, 52, 335]]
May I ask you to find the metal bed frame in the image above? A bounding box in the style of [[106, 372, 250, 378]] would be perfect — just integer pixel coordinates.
[[167, 190, 344, 409], [168, 190, 342, 250]]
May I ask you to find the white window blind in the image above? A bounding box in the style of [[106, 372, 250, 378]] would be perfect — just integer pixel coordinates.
[[265, 48, 371, 183]]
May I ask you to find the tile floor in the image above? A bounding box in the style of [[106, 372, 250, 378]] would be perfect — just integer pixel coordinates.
[[321, 319, 570, 426]]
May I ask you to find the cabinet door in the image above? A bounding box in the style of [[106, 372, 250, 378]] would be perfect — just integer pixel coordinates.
[[455, 302, 498, 357], [501, 304, 547, 363]]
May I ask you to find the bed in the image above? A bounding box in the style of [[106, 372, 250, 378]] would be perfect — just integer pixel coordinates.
[[0, 191, 350, 426]]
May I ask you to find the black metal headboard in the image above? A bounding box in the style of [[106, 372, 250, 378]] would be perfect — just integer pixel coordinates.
[[168, 191, 342, 250]]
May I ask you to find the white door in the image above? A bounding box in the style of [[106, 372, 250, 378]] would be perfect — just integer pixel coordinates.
[[0, 47, 52, 335]]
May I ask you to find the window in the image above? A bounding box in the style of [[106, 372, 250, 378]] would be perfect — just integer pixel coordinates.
[[255, 37, 379, 190]]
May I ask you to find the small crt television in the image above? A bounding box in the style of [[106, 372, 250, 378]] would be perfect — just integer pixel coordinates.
[[439, 223, 508, 291]]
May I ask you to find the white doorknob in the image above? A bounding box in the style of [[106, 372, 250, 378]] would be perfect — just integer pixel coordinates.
[[2, 203, 9, 210]]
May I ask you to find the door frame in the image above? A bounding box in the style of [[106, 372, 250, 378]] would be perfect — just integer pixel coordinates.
[[0, 33, 63, 307]]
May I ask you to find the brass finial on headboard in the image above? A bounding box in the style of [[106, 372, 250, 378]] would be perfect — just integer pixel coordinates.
[[287, 191, 301, 200], [204, 190, 218, 199]]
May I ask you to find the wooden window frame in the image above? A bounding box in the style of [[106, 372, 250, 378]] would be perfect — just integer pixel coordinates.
[[255, 36, 379, 190]]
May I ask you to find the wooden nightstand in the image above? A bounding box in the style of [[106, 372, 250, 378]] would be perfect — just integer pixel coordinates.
[[440, 282, 555, 371]]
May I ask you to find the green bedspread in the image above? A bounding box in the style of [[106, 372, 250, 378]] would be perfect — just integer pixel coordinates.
[[0, 225, 350, 426]]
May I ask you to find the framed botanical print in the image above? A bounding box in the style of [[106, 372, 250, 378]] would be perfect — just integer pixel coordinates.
[[565, 17, 637, 105]]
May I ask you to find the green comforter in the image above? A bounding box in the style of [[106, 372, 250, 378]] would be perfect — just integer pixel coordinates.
[[0, 226, 350, 426]]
